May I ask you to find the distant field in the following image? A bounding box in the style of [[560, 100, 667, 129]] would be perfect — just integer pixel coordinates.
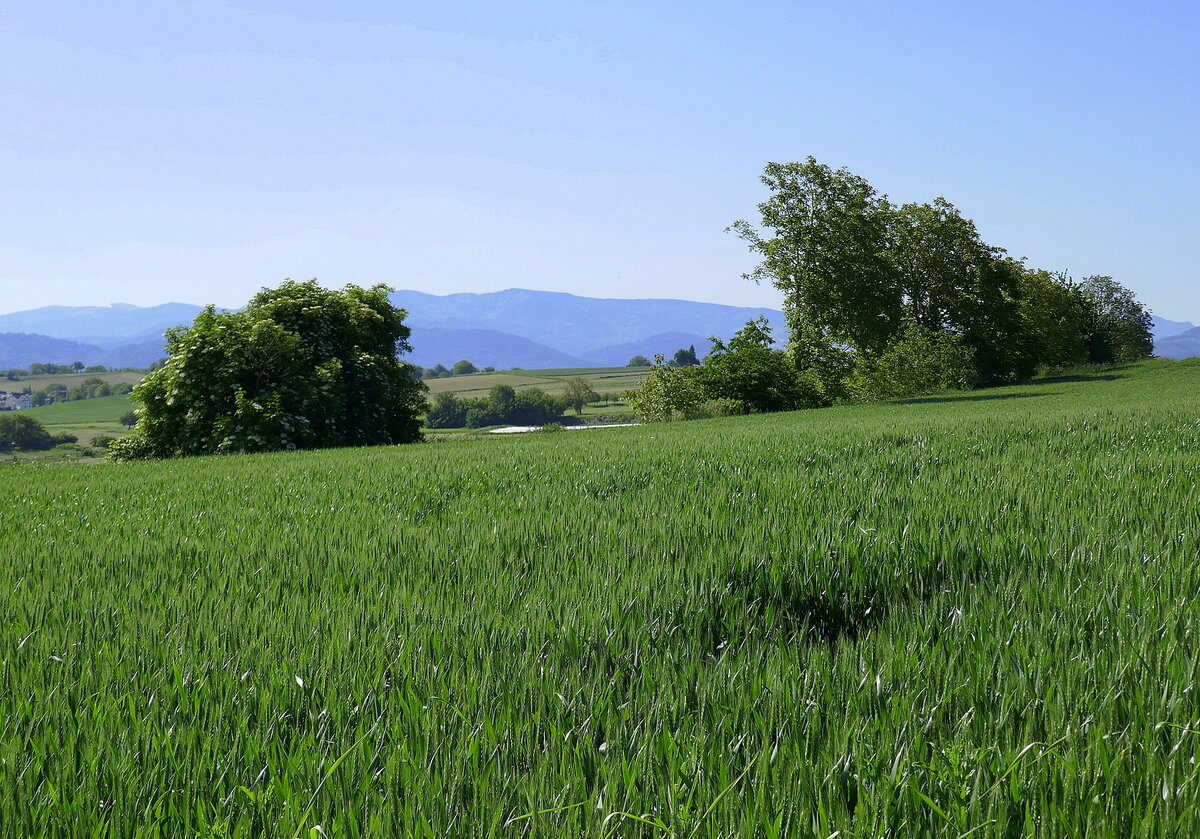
[[4, 360, 1200, 835], [23, 393, 133, 424], [424, 366, 650, 399], [15, 370, 145, 390]]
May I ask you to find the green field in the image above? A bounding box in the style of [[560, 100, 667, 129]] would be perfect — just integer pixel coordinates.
[[16, 393, 134, 447], [424, 366, 649, 400], [3, 360, 1200, 836]]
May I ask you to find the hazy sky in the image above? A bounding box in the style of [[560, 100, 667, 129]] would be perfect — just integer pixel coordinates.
[[1, 0, 1197, 319]]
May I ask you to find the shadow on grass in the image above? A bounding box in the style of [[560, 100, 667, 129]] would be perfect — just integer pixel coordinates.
[[893, 392, 1053, 406]]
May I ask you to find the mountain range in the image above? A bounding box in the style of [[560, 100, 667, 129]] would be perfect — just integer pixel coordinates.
[[0, 292, 1194, 370], [0, 290, 788, 370]]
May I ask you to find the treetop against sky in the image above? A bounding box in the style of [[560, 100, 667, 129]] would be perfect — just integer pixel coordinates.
[[1, 1, 1196, 320]]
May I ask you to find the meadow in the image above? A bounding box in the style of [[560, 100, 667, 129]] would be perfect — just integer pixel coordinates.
[[2, 360, 1200, 837]]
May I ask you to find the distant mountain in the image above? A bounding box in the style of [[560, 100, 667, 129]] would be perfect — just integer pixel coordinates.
[[0, 290, 788, 372], [1152, 315, 1196, 341], [11, 288, 1190, 370], [405, 327, 590, 370], [390, 289, 786, 357], [581, 331, 712, 366], [0, 333, 106, 369], [1155, 327, 1200, 360], [0, 302, 206, 343]]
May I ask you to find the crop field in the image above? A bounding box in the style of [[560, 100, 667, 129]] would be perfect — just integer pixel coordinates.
[[3, 360, 1200, 836], [424, 367, 649, 400]]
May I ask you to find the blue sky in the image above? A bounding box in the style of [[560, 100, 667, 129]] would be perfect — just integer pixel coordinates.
[[1, 0, 1197, 319]]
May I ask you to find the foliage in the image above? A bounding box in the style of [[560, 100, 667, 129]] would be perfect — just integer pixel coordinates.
[[451, 359, 479, 375], [845, 322, 977, 402], [1076, 275, 1155, 363], [0, 414, 54, 451], [561, 377, 599, 415], [1018, 269, 1089, 369], [111, 280, 426, 459], [425, 387, 566, 429], [626, 355, 651, 367], [670, 345, 700, 367], [624, 355, 707, 421], [119, 410, 138, 428], [5, 361, 1200, 836], [733, 158, 1153, 399], [696, 318, 823, 413]]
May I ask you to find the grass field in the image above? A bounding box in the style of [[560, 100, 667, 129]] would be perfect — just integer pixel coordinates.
[[424, 366, 650, 400], [3, 360, 1200, 836], [17, 393, 134, 446], [13, 370, 146, 391]]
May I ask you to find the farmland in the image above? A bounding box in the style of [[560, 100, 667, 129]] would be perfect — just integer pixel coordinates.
[[3, 360, 1200, 836]]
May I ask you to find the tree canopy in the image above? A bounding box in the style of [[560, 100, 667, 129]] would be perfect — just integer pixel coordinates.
[[112, 280, 427, 458], [731, 157, 1154, 401]]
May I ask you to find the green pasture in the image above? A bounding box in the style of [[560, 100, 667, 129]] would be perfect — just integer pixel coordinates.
[[17, 393, 133, 446], [3, 360, 1200, 836]]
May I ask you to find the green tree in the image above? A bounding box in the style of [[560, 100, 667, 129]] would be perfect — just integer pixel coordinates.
[[111, 280, 426, 459], [731, 158, 902, 365], [1017, 269, 1088, 369], [0, 414, 54, 451], [845, 323, 977, 402], [625, 356, 706, 422], [452, 360, 478, 376], [1076, 275, 1154, 363], [562, 377, 598, 415], [890, 201, 1031, 385], [627, 355, 651, 367], [697, 318, 820, 413], [671, 345, 700, 367], [425, 392, 466, 429], [487, 384, 517, 417], [119, 411, 138, 428]]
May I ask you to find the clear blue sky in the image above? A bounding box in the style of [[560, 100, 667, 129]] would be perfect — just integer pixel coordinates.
[[1, 0, 1197, 319]]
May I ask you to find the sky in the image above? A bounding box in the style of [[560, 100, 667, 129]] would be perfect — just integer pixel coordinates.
[[1, 0, 1197, 320]]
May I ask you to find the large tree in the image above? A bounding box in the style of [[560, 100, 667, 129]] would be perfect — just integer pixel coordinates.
[[730, 158, 902, 366], [112, 280, 427, 458], [1075, 275, 1154, 363]]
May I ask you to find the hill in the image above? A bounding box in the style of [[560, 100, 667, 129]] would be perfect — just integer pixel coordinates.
[[0, 290, 788, 371], [5, 360, 1200, 834], [1155, 326, 1200, 359]]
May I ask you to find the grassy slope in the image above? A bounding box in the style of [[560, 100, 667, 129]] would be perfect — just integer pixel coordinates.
[[2, 360, 1200, 836]]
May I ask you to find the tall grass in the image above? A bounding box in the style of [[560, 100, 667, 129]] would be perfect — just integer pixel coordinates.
[[2, 360, 1199, 837]]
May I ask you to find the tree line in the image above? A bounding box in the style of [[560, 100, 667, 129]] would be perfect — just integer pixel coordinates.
[[726, 158, 1153, 406], [627, 158, 1155, 421]]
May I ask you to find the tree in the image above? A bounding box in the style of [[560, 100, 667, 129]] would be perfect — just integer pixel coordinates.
[[0, 414, 53, 451], [845, 323, 976, 402], [625, 356, 706, 422], [425, 392, 466, 429], [71, 361, 85, 373], [487, 384, 517, 418], [696, 318, 821, 413], [671, 345, 700, 367], [1075, 275, 1154, 363], [111, 280, 426, 459], [562, 377, 598, 415], [452, 360, 478, 376], [1017, 269, 1088, 369], [731, 158, 902, 365], [119, 411, 138, 428], [627, 355, 651, 367]]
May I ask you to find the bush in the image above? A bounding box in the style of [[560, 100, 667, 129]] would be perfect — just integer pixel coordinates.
[[845, 323, 977, 403], [0, 414, 54, 451], [91, 435, 117, 450]]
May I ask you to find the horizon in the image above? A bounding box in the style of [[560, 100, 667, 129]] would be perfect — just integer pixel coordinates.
[[2, 2, 1197, 322]]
